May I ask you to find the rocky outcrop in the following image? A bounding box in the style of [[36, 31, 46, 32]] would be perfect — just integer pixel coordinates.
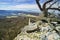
[[14, 21, 60, 40]]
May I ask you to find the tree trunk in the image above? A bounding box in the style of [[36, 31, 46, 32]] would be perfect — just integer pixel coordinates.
[[43, 10, 48, 17]]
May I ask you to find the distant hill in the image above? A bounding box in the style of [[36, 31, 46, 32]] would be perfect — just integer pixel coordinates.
[[0, 10, 39, 16]]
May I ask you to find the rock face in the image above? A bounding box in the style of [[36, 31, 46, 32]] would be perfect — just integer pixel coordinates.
[[14, 21, 60, 40], [21, 23, 38, 33], [14, 32, 41, 40]]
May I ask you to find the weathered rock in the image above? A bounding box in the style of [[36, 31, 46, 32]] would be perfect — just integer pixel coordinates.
[[14, 32, 41, 40], [14, 21, 60, 40], [21, 23, 38, 33], [47, 31, 60, 40]]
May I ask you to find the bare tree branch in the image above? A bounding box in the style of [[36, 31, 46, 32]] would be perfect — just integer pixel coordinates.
[[48, 0, 58, 8], [36, 0, 43, 11], [47, 8, 60, 11], [43, 0, 53, 10], [58, 6, 60, 8], [36, 0, 60, 17]]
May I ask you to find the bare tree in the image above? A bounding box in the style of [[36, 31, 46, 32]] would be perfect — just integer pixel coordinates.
[[36, 0, 60, 17]]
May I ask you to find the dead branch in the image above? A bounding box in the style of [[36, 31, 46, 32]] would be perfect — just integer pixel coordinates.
[[47, 8, 60, 11], [43, 0, 53, 10], [36, 0, 43, 11], [48, 0, 58, 8]]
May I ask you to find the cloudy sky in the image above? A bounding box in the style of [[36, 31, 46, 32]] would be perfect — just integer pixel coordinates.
[[0, 0, 44, 12], [0, 0, 60, 12]]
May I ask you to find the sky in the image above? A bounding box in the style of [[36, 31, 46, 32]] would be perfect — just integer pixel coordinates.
[[0, 0, 60, 12], [0, 0, 42, 12]]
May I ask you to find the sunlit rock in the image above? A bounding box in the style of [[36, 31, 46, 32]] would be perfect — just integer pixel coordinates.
[[14, 20, 60, 40]]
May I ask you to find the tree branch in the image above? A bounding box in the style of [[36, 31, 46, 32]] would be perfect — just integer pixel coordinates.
[[36, 0, 43, 11], [43, 0, 53, 10], [48, 0, 58, 8], [47, 8, 60, 11], [58, 6, 60, 8]]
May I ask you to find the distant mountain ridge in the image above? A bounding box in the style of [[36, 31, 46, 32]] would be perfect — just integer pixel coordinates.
[[0, 10, 39, 16]]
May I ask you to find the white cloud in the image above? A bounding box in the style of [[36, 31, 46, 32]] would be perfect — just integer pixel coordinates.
[[0, 2, 59, 12], [10, 4, 38, 9], [0, 4, 40, 12]]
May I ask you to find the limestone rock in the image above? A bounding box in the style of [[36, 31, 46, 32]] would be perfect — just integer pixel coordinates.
[[14, 21, 60, 40], [14, 32, 41, 40]]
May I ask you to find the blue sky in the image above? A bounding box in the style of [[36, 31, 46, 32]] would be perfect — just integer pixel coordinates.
[[0, 0, 60, 12], [0, 0, 47, 12], [0, 0, 39, 11]]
